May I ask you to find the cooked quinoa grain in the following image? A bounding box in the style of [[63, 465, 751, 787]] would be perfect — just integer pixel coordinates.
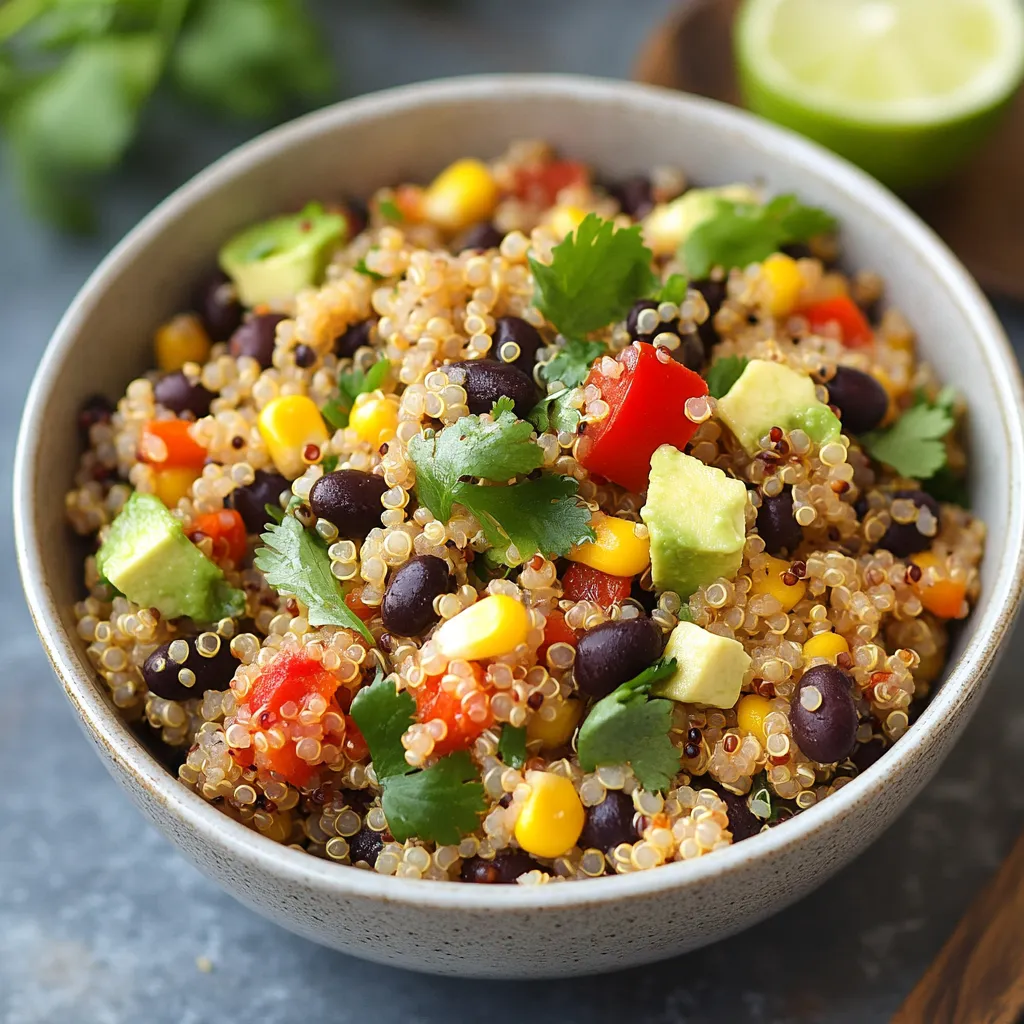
[[67, 142, 984, 883]]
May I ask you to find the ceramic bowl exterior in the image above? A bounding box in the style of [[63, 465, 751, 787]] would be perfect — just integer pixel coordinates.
[[15, 76, 1024, 978]]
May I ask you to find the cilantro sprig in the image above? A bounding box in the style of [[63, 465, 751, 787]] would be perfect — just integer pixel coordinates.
[[652, 273, 689, 305], [539, 338, 606, 389], [860, 387, 956, 480], [704, 355, 749, 399], [321, 355, 391, 431], [349, 673, 487, 844], [254, 515, 375, 646], [682, 195, 837, 279], [529, 214, 655, 341], [497, 725, 527, 769], [577, 659, 681, 792], [408, 405, 594, 564]]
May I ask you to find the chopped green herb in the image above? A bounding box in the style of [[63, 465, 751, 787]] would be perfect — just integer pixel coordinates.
[[378, 197, 403, 222], [263, 502, 285, 525], [320, 454, 339, 474], [349, 671, 415, 780], [527, 388, 581, 436], [705, 355, 750, 399], [321, 355, 391, 431], [860, 389, 956, 480], [682, 194, 837, 279], [497, 725, 528, 769], [924, 464, 970, 508], [577, 659, 681, 792], [539, 338, 606, 389], [653, 273, 689, 305], [529, 214, 655, 340], [353, 257, 385, 281], [254, 515, 374, 646]]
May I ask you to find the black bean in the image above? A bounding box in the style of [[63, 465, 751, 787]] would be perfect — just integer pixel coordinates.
[[629, 579, 658, 614], [154, 371, 215, 418], [459, 221, 504, 252], [789, 665, 859, 764], [381, 555, 452, 636], [143, 637, 238, 702], [229, 313, 287, 369], [228, 470, 291, 532], [780, 242, 813, 261], [78, 394, 114, 437], [851, 738, 887, 773], [879, 490, 941, 558], [579, 789, 638, 851], [334, 319, 374, 359], [626, 299, 659, 343], [757, 488, 802, 556], [610, 175, 654, 219], [195, 269, 243, 341], [675, 332, 705, 373], [309, 470, 387, 537], [493, 316, 543, 376], [348, 826, 384, 867], [692, 278, 727, 353], [827, 366, 889, 434], [574, 617, 663, 699], [343, 198, 369, 237], [445, 359, 539, 417], [700, 778, 761, 842], [460, 850, 542, 884], [294, 344, 317, 369]]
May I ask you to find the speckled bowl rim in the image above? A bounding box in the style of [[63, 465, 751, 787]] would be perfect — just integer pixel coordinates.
[[15, 74, 1024, 913]]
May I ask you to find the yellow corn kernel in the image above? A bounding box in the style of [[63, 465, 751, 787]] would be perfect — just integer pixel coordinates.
[[750, 555, 806, 612], [568, 514, 650, 578], [761, 253, 804, 318], [514, 770, 585, 859], [422, 158, 499, 232], [154, 314, 211, 373], [434, 595, 530, 661], [153, 466, 200, 508], [872, 368, 902, 427], [527, 697, 583, 750], [550, 205, 587, 238], [802, 631, 850, 664], [257, 395, 329, 478], [736, 693, 774, 747], [349, 392, 399, 449]]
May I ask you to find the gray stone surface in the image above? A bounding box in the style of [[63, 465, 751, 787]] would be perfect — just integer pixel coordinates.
[[2, 2, 1023, 1021]]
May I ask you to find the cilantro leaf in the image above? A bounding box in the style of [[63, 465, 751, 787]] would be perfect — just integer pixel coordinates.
[[860, 393, 955, 479], [539, 338, 606, 389], [529, 214, 655, 340], [577, 659, 681, 792], [378, 197, 403, 222], [682, 194, 837, 279], [321, 356, 391, 431], [653, 273, 689, 305], [458, 474, 594, 562], [349, 672, 416, 781], [924, 464, 970, 508], [380, 751, 487, 844], [353, 257, 385, 281], [527, 389, 581, 436], [320, 454, 339, 473], [705, 355, 749, 399], [254, 515, 375, 646], [408, 408, 545, 521], [263, 502, 285, 525], [497, 725, 527, 769]]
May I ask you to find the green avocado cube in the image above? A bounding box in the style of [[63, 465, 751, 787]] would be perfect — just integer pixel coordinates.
[[716, 359, 841, 455], [646, 184, 759, 253], [96, 493, 245, 623], [640, 445, 748, 598], [652, 621, 752, 709], [219, 202, 346, 308]]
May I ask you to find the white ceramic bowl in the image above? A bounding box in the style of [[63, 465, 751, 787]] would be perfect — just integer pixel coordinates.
[[15, 75, 1024, 978]]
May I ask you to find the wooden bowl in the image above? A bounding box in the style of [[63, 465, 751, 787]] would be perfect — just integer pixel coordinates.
[[635, 0, 1024, 298]]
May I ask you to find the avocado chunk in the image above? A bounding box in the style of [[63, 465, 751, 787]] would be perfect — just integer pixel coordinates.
[[716, 359, 841, 456], [652, 621, 751, 709], [219, 202, 346, 308], [644, 184, 759, 255], [96, 493, 245, 623], [640, 445, 747, 598]]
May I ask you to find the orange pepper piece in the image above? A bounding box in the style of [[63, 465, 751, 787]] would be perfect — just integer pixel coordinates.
[[141, 419, 207, 469], [191, 509, 247, 566]]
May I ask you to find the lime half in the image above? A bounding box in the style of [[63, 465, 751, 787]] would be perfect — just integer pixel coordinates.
[[735, 0, 1024, 190]]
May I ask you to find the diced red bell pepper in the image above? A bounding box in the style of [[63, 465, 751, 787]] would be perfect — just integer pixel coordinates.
[[415, 664, 493, 756], [538, 611, 578, 661], [512, 159, 590, 207], [234, 649, 343, 787], [191, 509, 247, 566], [141, 419, 207, 469], [576, 341, 708, 493], [801, 296, 873, 348], [562, 563, 632, 607]]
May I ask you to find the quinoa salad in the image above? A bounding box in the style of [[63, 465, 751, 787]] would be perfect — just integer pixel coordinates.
[[67, 141, 984, 884]]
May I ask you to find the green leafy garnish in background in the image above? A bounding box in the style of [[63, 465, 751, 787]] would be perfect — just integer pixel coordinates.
[[860, 387, 956, 480], [682, 195, 837, 279], [704, 355, 749, 399], [652, 273, 689, 305], [0, 0, 333, 229]]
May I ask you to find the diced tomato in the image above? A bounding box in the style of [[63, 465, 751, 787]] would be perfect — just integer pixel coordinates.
[[141, 419, 207, 469], [562, 563, 632, 607], [801, 296, 873, 348], [345, 588, 377, 622], [191, 508, 247, 565], [576, 342, 708, 493], [415, 664, 493, 756], [234, 649, 342, 787], [538, 611, 578, 661], [512, 159, 590, 207]]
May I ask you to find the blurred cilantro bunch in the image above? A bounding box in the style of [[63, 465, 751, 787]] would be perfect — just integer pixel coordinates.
[[0, 0, 334, 229]]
